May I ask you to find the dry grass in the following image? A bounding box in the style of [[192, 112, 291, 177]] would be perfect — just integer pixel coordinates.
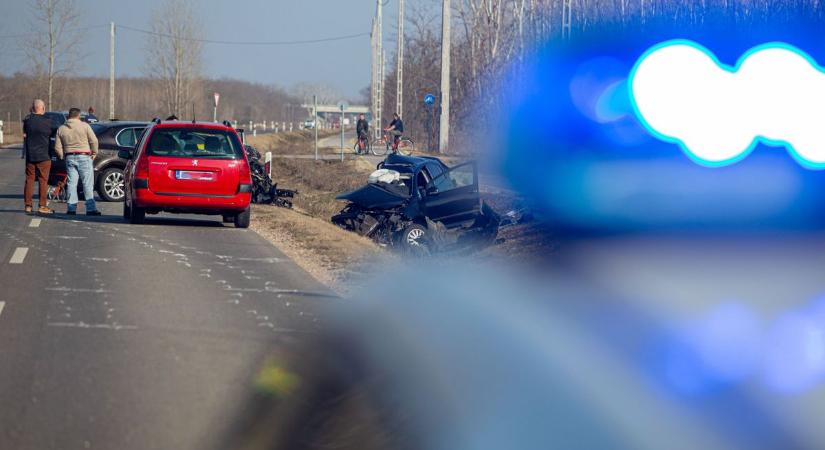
[[246, 130, 338, 155], [270, 157, 376, 220], [248, 131, 387, 293]]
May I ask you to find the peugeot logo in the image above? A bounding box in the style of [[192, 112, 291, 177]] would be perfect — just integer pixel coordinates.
[[193, 160, 199, 167]]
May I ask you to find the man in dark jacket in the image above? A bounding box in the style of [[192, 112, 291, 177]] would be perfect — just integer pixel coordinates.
[[356, 114, 369, 153], [22, 99, 55, 214], [385, 113, 404, 149]]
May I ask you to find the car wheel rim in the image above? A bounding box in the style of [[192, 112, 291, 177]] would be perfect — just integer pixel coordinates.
[[104, 171, 125, 199], [406, 228, 425, 247]]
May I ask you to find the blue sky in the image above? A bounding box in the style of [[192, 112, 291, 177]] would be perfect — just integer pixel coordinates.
[[0, 0, 413, 97]]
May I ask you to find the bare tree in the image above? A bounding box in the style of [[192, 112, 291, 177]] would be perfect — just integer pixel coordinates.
[[292, 82, 343, 106], [145, 0, 203, 117], [23, 0, 83, 110]]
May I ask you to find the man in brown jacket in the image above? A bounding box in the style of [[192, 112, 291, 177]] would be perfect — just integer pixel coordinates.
[[55, 108, 101, 216]]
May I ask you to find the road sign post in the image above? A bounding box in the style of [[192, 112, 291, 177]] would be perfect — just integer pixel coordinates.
[[339, 102, 347, 162], [213, 92, 220, 122], [424, 93, 436, 152]]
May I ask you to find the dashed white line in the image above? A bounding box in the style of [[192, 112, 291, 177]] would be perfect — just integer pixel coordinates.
[[9, 247, 28, 264], [29, 219, 41, 228], [0, 301, 5, 318]]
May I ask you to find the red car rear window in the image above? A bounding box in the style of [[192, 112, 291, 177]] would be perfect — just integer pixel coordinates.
[[147, 128, 243, 159]]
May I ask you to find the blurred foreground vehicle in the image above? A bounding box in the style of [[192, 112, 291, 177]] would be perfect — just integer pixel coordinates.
[[331, 154, 501, 254]]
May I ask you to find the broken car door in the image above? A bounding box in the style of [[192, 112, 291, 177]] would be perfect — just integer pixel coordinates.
[[421, 162, 481, 228]]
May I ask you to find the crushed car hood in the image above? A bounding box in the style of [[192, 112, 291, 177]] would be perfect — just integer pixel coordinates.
[[336, 183, 409, 209]]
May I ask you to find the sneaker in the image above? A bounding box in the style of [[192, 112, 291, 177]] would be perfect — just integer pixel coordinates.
[[86, 210, 102, 216], [24, 206, 33, 214], [37, 207, 54, 215]]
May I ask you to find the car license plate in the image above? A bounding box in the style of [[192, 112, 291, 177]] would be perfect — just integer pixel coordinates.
[[175, 170, 215, 181]]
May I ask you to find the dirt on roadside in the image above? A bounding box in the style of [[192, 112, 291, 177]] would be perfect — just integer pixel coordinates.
[[248, 135, 389, 293], [250, 204, 387, 295]]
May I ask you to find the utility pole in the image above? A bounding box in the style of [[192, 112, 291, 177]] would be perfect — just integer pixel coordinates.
[[562, 0, 573, 39], [396, 0, 405, 117], [109, 22, 115, 120], [380, 49, 385, 132], [439, 0, 451, 153], [371, 18, 376, 137], [375, 0, 384, 135]]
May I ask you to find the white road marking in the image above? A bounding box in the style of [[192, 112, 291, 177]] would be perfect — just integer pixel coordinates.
[[48, 322, 137, 331], [29, 219, 41, 228], [9, 247, 28, 264], [45, 287, 112, 294], [0, 301, 5, 318]]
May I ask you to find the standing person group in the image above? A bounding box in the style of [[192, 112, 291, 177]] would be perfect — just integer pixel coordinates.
[[55, 108, 100, 216]]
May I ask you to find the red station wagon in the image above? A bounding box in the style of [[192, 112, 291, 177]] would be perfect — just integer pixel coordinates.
[[121, 119, 253, 228]]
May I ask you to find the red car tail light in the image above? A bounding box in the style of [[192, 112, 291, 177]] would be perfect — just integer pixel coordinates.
[[134, 155, 150, 189], [238, 159, 253, 193]]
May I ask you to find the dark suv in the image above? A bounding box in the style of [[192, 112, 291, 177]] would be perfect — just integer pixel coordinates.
[[49, 121, 148, 202]]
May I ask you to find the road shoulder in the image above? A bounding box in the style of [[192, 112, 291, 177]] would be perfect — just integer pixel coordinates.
[[250, 204, 387, 295]]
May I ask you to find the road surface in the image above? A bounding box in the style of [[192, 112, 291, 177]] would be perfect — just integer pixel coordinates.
[[0, 146, 333, 449]]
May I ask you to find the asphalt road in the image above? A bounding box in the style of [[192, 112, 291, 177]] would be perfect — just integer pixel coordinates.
[[0, 146, 333, 449]]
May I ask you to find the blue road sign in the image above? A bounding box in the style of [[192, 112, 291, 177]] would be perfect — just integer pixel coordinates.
[[424, 93, 436, 106]]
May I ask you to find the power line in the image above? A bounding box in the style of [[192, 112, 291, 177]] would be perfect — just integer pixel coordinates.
[[0, 24, 109, 39], [117, 24, 369, 46]]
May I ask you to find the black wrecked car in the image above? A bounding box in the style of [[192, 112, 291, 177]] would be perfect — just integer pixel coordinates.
[[332, 154, 500, 254]]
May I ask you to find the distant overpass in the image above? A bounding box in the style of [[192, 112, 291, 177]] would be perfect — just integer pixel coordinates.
[[299, 104, 371, 125], [303, 104, 370, 114]]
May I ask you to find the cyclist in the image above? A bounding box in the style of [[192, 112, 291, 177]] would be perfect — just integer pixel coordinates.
[[385, 113, 404, 151], [356, 114, 369, 154]]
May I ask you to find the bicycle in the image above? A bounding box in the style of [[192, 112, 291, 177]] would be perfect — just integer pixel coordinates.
[[370, 131, 414, 156], [353, 132, 371, 155]]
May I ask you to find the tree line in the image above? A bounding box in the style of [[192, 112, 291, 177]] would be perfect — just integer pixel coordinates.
[[0, 73, 302, 128], [0, 0, 312, 132]]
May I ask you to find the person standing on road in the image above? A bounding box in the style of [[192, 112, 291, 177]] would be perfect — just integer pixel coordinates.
[[22, 99, 56, 214], [55, 108, 101, 216]]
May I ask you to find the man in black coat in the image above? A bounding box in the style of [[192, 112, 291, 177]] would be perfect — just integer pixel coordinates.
[[356, 114, 369, 153], [22, 99, 55, 214]]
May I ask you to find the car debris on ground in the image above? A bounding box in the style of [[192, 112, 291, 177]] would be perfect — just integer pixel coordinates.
[[244, 144, 297, 208], [332, 154, 528, 255]]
